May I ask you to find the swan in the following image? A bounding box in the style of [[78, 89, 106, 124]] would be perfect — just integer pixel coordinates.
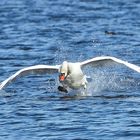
[[0, 56, 140, 92]]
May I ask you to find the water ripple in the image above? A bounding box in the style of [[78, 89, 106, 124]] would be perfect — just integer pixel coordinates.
[[0, 0, 140, 139]]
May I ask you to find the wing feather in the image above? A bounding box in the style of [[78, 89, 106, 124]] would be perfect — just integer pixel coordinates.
[[80, 56, 140, 73], [0, 65, 60, 90]]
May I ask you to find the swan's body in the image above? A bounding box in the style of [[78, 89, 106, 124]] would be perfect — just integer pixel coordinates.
[[0, 56, 140, 92], [60, 62, 88, 90]]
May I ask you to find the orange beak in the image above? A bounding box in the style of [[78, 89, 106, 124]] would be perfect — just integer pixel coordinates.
[[59, 74, 65, 81]]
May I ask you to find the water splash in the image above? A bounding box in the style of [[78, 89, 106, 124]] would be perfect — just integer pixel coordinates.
[[85, 68, 140, 96]]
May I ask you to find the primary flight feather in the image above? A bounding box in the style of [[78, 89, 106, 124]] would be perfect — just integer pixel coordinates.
[[0, 56, 140, 92]]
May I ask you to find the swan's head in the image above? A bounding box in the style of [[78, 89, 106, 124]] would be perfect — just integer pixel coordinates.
[[59, 61, 68, 81]]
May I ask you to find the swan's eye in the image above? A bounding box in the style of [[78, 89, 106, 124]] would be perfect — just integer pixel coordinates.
[[59, 73, 65, 81]]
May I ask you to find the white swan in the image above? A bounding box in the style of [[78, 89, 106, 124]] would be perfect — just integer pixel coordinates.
[[0, 56, 140, 92]]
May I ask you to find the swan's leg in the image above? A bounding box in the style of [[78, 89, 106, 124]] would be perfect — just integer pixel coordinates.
[[58, 86, 68, 93]]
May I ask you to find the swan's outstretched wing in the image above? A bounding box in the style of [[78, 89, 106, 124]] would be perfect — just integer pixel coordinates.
[[0, 65, 60, 90], [80, 56, 140, 73]]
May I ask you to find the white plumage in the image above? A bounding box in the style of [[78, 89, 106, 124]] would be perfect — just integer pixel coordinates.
[[0, 56, 140, 92]]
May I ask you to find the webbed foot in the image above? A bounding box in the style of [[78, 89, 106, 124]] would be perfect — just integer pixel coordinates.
[[58, 86, 68, 93]]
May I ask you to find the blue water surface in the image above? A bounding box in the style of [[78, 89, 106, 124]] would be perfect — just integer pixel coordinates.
[[0, 0, 140, 139]]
